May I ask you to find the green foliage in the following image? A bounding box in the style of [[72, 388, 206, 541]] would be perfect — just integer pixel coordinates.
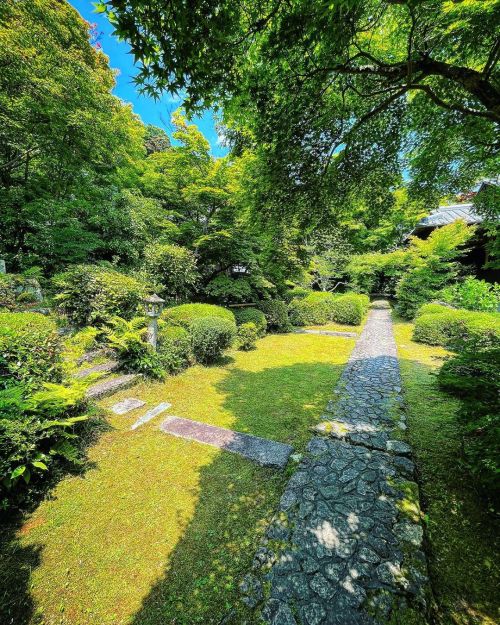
[[283, 286, 310, 303], [413, 309, 500, 348], [236, 322, 258, 351], [288, 291, 337, 325], [162, 303, 236, 327], [104, 317, 165, 379], [233, 307, 267, 337], [157, 325, 193, 374], [189, 317, 236, 364], [440, 277, 500, 312], [438, 337, 499, 496], [53, 265, 147, 326], [204, 275, 253, 304], [0, 380, 88, 509], [415, 302, 454, 317], [0, 274, 43, 310], [396, 222, 474, 319], [347, 250, 410, 295], [0, 312, 61, 388], [143, 243, 198, 300], [258, 300, 291, 333]]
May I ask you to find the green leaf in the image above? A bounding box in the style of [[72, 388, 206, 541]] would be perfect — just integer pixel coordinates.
[[32, 461, 49, 471], [93, 2, 107, 13], [11, 465, 26, 479]]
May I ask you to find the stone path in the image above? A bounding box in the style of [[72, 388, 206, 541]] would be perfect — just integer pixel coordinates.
[[295, 329, 358, 338], [241, 304, 430, 625], [131, 402, 171, 430], [160, 417, 294, 468], [85, 373, 140, 400]]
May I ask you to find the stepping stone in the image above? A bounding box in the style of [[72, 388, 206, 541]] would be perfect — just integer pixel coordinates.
[[294, 329, 357, 338], [131, 402, 171, 430], [111, 398, 146, 415], [74, 360, 119, 379], [160, 417, 293, 468], [85, 374, 139, 400]]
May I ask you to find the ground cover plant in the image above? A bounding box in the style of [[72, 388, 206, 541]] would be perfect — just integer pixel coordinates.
[[0, 331, 356, 625], [393, 319, 500, 625]]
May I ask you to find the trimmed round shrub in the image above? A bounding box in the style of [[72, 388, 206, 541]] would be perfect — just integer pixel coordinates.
[[157, 325, 194, 374], [258, 300, 291, 333], [413, 309, 500, 348], [330, 293, 370, 325], [189, 317, 237, 364], [53, 265, 147, 326], [143, 242, 198, 299], [162, 303, 236, 327], [233, 307, 267, 337], [283, 286, 311, 303], [0, 312, 62, 388], [288, 292, 337, 325], [415, 302, 455, 317], [237, 322, 258, 351]]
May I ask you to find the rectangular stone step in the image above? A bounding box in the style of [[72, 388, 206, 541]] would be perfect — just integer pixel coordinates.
[[160, 417, 293, 468], [85, 374, 140, 400], [111, 398, 146, 415], [74, 360, 119, 379], [294, 328, 357, 338], [131, 402, 171, 430]]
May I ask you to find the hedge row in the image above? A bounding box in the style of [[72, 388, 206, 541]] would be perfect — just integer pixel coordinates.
[[288, 292, 370, 326]]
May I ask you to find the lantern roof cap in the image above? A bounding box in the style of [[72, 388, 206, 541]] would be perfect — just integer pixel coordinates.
[[143, 293, 165, 303]]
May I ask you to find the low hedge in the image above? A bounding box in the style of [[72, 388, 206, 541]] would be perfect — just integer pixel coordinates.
[[233, 307, 267, 337], [258, 300, 291, 333], [189, 317, 237, 363], [53, 265, 147, 326], [415, 302, 454, 317], [162, 303, 236, 327], [0, 312, 62, 388], [413, 308, 500, 348], [289, 292, 370, 326]]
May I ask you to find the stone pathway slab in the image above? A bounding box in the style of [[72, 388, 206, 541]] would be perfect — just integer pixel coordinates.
[[111, 398, 146, 415], [131, 402, 171, 430], [241, 304, 430, 624], [74, 360, 119, 379], [160, 417, 293, 468], [85, 374, 139, 400], [295, 329, 357, 338]]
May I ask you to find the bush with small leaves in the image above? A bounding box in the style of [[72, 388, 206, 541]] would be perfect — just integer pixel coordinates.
[[162, 303, 236, 327], [330, 293, 370, 325], [157, 325, 194, 374], [439, 277, 500, 312], [143, 242, 198, 300], [237, 322, 258, 351], [288, 292, 337, 325], [413, 309, 500, 348], [189, 317, 237, 364], [258, 300, 291, 333], [53, 265, 148, 326], [233, 307, 267, 337]]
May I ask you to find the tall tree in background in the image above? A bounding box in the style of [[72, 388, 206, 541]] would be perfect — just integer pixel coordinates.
[[101, 0, 500, 225]]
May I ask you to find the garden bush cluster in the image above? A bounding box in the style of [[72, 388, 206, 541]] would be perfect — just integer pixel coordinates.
[[288, 292, 369, 326], [0, 312, 88, 510]]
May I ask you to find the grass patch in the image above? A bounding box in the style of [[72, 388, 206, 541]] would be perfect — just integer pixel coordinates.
[[393, 318, 499, 625], [0, 332, 354, 625]]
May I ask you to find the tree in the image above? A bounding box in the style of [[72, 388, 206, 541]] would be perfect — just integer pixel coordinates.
[[101, 0, 500, 221], [144, 125, 171, 155]]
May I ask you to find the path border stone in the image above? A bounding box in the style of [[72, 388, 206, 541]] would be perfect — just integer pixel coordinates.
[[241, 303, 431, 625], [294, 329, 357, 338]]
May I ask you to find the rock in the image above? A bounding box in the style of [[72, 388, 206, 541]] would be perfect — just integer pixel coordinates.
[[386, 440, 412, 456]]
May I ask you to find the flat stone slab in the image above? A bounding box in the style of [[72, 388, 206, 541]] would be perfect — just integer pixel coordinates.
[[160, 417, 293, 468], [85, 374, 139, 400], [131, 402, 171, 430], [295, 329, 357, 338], [74, 360, 119, 379], [111, 398, 146, 415]]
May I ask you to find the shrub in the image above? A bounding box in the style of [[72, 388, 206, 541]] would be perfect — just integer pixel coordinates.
[[189, 317, 237, 364], [204, 275, 254, 304], [415, 302, 454, 317], [347, 250, 410, 295], [0, 312, 62, 388], [157, 325, 193, 374], [283, 286, 311, 303], [53, 265, 147, 326], [143, 243, 198, 300], [233, 307, 267, 337], [413, 309, 500, 348], [237, 322, 258, 351], [288, 291, 337, 325], [439, 277, 500, 312], [330, 293, 370, 325], [0, 380, 88, 510], [104, 317, 165, 379], [162, 303, 236, 327], [258, 300, 291, 332], [438, 340, 499, 494]]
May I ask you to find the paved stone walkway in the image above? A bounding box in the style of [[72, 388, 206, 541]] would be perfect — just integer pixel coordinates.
[[240, 303, 430, 625]]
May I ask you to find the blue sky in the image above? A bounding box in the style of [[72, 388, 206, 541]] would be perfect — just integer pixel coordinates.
[[69, 0, 228, 157]]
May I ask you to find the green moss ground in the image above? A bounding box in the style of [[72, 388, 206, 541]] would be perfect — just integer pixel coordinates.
[[0, 332, 355, 625], [393, 318, 499, 625]]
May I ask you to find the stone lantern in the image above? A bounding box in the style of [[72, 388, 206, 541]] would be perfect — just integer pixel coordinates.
[[143, 294, 165, 350]]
